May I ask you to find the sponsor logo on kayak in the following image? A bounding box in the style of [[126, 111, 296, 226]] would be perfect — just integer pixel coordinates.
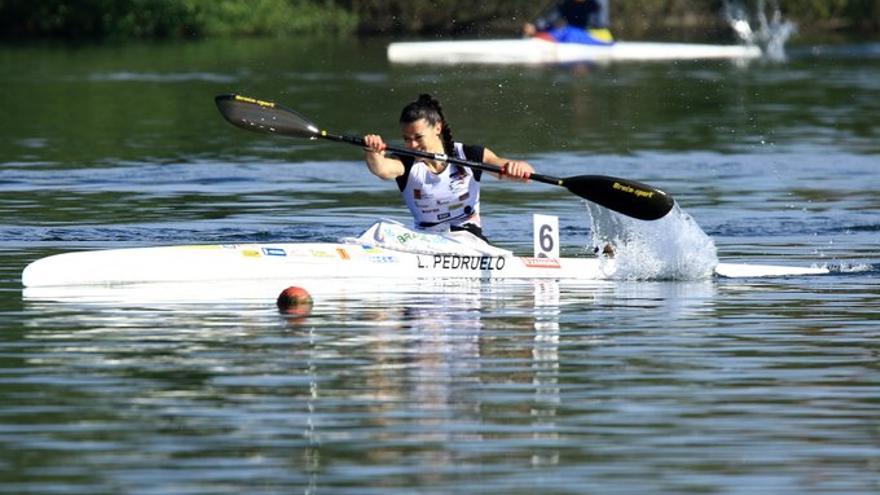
[[262, 247, 286, 257], [418, 254, 507, 271], [613, 181, 655, 199], [368, 255, 397, 264], [396, 232, 416, 244], [242, 249, 261, 258], [310, 249, 335, 258], [522, 257, 561, 269], [395, 231, 448, 245], [361, 245, 383, 254]]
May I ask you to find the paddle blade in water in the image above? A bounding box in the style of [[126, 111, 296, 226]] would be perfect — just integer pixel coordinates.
[[563, 175, 675, 221], [215, 94, 320, 139]]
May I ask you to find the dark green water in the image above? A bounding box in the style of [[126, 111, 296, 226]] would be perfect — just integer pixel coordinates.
[[1, 37, 879, 494]]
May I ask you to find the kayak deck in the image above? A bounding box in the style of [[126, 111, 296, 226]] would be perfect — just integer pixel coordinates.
[[21, 243, 607, 287], [21, 241, 829, 290]]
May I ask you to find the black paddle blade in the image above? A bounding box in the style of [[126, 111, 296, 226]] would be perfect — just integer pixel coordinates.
[[563, 175, 675, 221], [215, 94, 320, 139]]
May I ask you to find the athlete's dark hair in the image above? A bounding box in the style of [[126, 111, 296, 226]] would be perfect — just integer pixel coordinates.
[[399, 94, 454, 155]]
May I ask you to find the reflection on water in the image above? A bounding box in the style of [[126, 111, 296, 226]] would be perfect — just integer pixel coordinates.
[[12, 278, 733, 492], [11, 275, 880, 493]]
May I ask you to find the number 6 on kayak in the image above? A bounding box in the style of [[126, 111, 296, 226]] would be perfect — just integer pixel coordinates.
[[214, 93, 675, 221]]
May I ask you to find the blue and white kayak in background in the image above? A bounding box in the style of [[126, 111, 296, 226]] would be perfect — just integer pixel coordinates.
[[387, 38, 762, 65]]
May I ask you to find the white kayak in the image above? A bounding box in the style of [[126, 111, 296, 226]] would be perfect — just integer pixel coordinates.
[[387, 38, 762, 65], [21, 221, 829, 290]]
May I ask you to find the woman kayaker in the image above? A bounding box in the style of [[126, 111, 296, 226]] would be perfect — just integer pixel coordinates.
[[362, 94, 534, 241]]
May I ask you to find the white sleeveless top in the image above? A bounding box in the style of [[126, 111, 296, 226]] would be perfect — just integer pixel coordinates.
[[396, 142, 484, 232]]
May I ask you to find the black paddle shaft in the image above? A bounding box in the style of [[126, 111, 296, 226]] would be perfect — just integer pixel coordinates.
[[320, 130, 674, 221], [215, 94, 675, 221], [319, 130, 559, 183]]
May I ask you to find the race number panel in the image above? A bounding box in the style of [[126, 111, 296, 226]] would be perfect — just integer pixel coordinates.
[[533, 214, 560, 259]]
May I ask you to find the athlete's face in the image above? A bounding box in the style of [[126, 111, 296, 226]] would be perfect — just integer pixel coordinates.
[[400, 118, 443, 153]]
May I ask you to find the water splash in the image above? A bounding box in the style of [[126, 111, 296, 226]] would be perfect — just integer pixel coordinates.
[[723, 0, 797, 61], [829, 262, 876, 274], [586, 203, 718, 281]]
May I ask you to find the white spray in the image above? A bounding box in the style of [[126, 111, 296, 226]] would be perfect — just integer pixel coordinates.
[[586, 202, 718, 281], [723, 0, 797, 61]]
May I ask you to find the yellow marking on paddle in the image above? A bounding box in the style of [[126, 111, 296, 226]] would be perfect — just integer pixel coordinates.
[[613, 181, 655, 199], [234, 95, 275, 108]]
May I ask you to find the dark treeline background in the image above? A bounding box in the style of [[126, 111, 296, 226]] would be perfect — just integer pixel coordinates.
[[1, 0, 877, 41]]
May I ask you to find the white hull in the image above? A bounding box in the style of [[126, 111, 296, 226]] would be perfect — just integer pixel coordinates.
[[387, 39, 762, 65], [22, 241, 828, 290], [20, 242, 607, 288]]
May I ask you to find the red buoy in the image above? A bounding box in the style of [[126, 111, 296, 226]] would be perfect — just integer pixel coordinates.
[[277, 286, 313, 314]]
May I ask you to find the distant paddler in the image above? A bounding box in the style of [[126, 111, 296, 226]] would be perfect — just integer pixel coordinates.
[[523, 0, 614, 45]]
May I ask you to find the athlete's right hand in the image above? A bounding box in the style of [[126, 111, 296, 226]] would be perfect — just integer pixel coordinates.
[[363, 134, 387, 154]]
